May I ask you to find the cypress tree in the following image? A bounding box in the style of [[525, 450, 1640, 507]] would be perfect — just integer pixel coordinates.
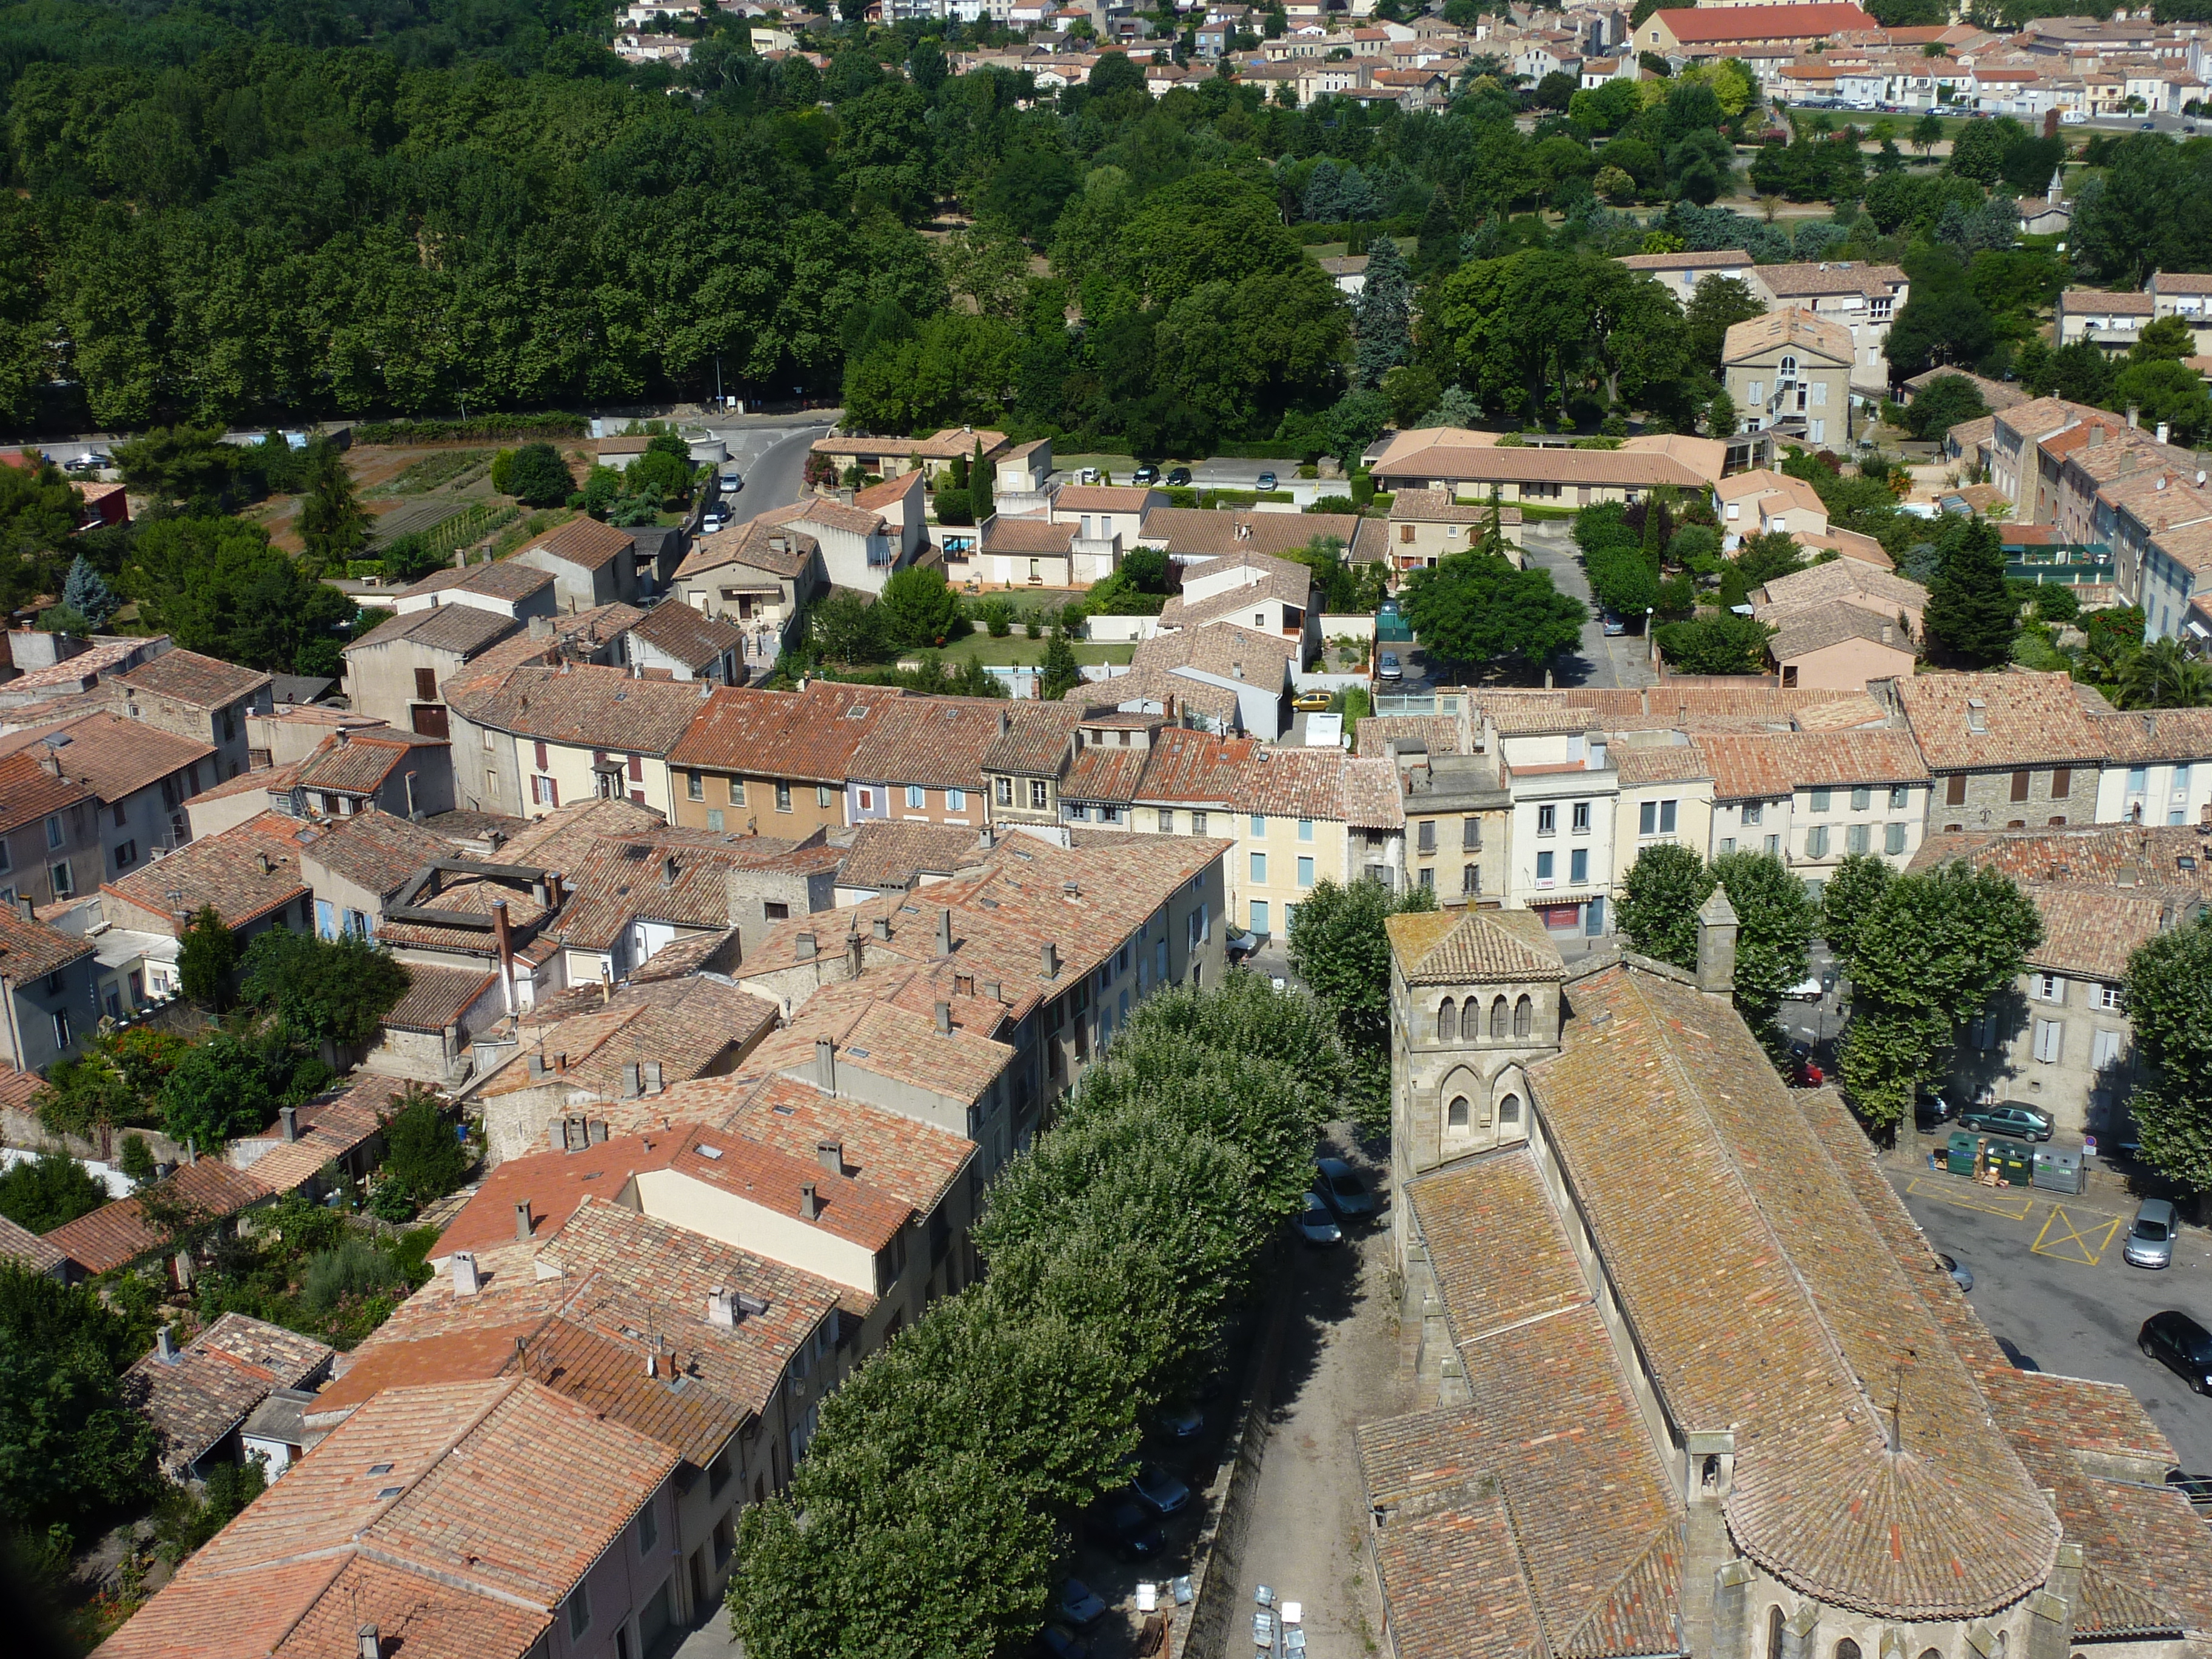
[[1353, 236, 1414, 388], [1924, 517, 2018, 666]]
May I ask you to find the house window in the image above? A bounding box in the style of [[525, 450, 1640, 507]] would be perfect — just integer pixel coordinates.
[[51, 862, 73, 898], [1462, 863, 1480, 894], [947, 788, 967, 812], [1296, 856, 1313, 887], [44, 816, 62, 851], [1741, 802, 1762, 826], [1769, 1610, 1786, 1659], [2100, 982, 2122, 1010], [1513, 996, 1532, 1038], [1458, 997, 1480, 1041], [1885, 822, 1906, 855], [1191, 811, 1207, 834], [415, 668, 437, 701], [1030, 780, 1048, 809], [1417, 820, 1436, 853], [51, 1010, 69, 1050], [1298, 818, 1313, 842], [532, 775, 558, 806], [1251, 900, 1270, 933], [817, 785, 835, 809], [1436, 997, 1455, 1041], [2036, 971, 2061, 1002], [1806, 826, 1829, 859], [1537, 805, 1556, 835], [1448, 1096, 1469, 1128], [1571, 802, 1590, 833], [708, 809, 724, 831], [2051, 767, 2071, 799], [2033, 1019, 2063, 1064], [1719, 837, 1736, 854], [1486, 996, 1506, 1039], [1569, 848, 1588, 884], [765, 900, 789, 919], [1251, 852, 1268, 883], [858, 788, 874, 812], [569, 1585, 591, 1640], [1851, 786, 1870, 811], [1846, 823, 1870, 855], [1418, 866, 1433, 888], [1536, 851, 1555, 884], [535, 740, 549, 770], [113, 840, 136, 871], [1461, 817, 1480, 851], [485, 769, 498, 799], [1250, 814, 1266, 837], [997, 777, 1013, 805], [907, 785, 926, 810], [2010, 769, 2031, 802], [1810, 788, 1831, 812], [1946, 774, 1967, 806], [1638, 800, 1677, 835], [638, 1499, 659, 1555], [688, 771, 705, 800]]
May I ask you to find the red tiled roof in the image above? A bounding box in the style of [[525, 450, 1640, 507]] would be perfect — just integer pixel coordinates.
[[433, 1132, 682, 1259], [0, 711, 213, 806], [118, 650, 270, 710], [127, 1311, 333, 1473], [300, 806, 451, 896], [0, 1211, 65, 1275], [0, 746, 96, 839], [447, 662, 706, 752], [1893, 670, 2107, 771], [628, 599, 746, 671], [102, 811, 310, 934], [845, 695, 1007, 792], [232, 1076, 407, 1196], [668, 680, 905, 781], [47, 1158, 272, 1275], [0, 895, 93, 982], [1651, 2, 1874, 41], [522, 515, 635, 572]]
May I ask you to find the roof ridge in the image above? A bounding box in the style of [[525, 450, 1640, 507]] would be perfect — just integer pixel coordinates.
[[1553, 1518, 1686, 1659]]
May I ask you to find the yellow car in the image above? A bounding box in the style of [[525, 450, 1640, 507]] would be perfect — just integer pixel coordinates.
[[1292, 690, 1334, 712]]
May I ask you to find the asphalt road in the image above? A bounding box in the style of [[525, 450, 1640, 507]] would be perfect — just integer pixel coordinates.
[[1892, 1166, 2212, 1472], [704, 421, 830, 517], [1518, 522, 1657, 691]]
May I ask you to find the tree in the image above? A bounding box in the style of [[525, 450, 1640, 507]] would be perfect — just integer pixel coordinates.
[[2131, 314, 2197, 363], [1039, 630, 1082, 702], [1401, 550, 1585, 677], [971, 440, 993, 521], [506, 444, 574, 507], [1654, 614, 1774, 674], [0, 1150, 109, 1233], [1617, 843, 1712, 970], [113, 425, 238, 510], [1903, 374, 1988, 442], [1708, 849, 1820, 1025], [2117, 637, 2212, 709], [0, 1261, 159, 1530], [1923, 516, 2017, 665], [2108, 358, 2212, 446], [1820, 851, 1893, 968], [1288, 877, 1437, 1132], [159, 1034, 275, 1151], [123, 517, 360, 675], [1912, 110, 1944, 156], [176, 905, 238, 1008], [374, 1087, 471, 1215], [811, 591, 885, 664], [239, 930, 412, 1048], [294, 443, 370, 571], [2123, 913, 2212, 1189], [877, 566, 968, 651], [1353, 236, 1414, 387], [59, 555, 117, 632]]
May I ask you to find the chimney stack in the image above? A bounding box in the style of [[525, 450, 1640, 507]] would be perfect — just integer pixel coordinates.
[[817, 1140, 843, 1176], [643, 1061, 662, 1094], [452, 1251, 480, 1296], [873, 916, 891, 941], [938, 906, 953, 955], [846, 928, 863, 976], [622, 1062, 642, 1099], [1042, 940, 1059, 977], [280, 1105, 299, 1143], [934, 1000, 952, 1035], [14, 894, 31, 922], [256, 850, 273, 874], [514, 1201, 533, 1242], [706, 1287, 736, 1328], [529, 1051, 547, 1079], [796, 930, 816, 960], [2128, 403, 2142, 429], [2158, 421, 2171, 445], [1695, 886, 1740, 996], [155, 1326, 178, 1364], [800, 1182, 821, 1221], [359, 1626, 380, 1659], [815, 1037, 836, 1093]]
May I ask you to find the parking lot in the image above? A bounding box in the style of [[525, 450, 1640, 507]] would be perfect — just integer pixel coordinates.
[[1890, 1163, 2212, 1471]]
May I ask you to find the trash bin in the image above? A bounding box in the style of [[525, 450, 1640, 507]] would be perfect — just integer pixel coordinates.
[[2033, 1147, 2085, 1194], [1946, 1131, 1979, 1175], [1992, 1142, 2033, 1187]]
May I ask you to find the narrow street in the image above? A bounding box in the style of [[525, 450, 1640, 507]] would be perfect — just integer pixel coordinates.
[[1518, 521, 1657, 691]]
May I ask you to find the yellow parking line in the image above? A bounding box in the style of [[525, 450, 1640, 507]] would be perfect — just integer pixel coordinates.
[[2031, 1206, 2125, 1266], [1905, 1175, 2036, 1221]]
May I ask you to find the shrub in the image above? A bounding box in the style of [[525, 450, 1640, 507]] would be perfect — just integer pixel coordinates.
[[301, 1234, 409, 1315]]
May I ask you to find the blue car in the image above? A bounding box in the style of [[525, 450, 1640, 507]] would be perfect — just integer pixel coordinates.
[[1315, 1157, 1376, 1221]]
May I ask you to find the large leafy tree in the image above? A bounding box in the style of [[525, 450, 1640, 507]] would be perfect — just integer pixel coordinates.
[[0, 1150, 109, 1233], [158, 1033, 275, 1150], [874, 566, 968, 651], [1683, 275, 1766, 374], [1402, 548, 1586, 678], [1708, 849, 1820, 1025], [124, 518, 359, 675], [1618, 843, 1712, 970], [0, 1261, 159, 1531], [2123, 913, 2212, 1190], [175, 903, 238, 1008], [1288, 876, 1438, 1132], [239, 929, 412, 1047], [1353, 235, 1414, 387], [1820, 851, 1893, 968]]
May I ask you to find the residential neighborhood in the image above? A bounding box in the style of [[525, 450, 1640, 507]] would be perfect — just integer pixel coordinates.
[[13, 1, 2212, 1658]]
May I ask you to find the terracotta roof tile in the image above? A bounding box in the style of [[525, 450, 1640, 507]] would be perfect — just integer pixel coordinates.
[[1692, 731, 1930, 802], [1894, 670, 2108, 771], [1387, 908, 1564, 985], [845, 695, 1006, 792], [448, 662, 705, 752], [292, 732, 447, 800], [383, 965, 499, 1034], [477, 975, 777, 1106], [837, 819, 989, 890], [345, 603, 521, 657], [0, 711, 213, 806], [1138, 508, 1367, 560], [980, 701, 1084, 774], [0, 746, 97, 839], [2088, 707, 2212, 763], [127, 1312, 333, 1474], [0, 1210, 65, 1275], [0, 894, 94, 981], [302, 806, 451, 896], [628, 600, 746, 671], [523, 515, 635, 573], [102, 811, 310, 934], [116, 651, 270, 710], [232, 1076, 407, 1196], [47, 1158, 271, 1275], [667, 680, 904, 780]]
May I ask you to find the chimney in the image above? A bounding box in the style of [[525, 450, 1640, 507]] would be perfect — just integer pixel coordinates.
[[1042, 940, 1060, 977], [622, 1062, 641, 1098], [2158, 421, 2171, 445], [937, 906, 953, 954], [548, 1119, 566, 1150], [815, 1036, 836, 1092], [845, 928, 863, 976], [514, 1201, 533, 1242], [359, 1626, 380, 1659], [529, 614, 553, 640], [873, 916, 891, 941], [1881, 623, 1893, 646], [837, 486, 856, 508], [452, 1251, 480, 1296], [797, 930, 817, 960], [800, 1182, 821, 1221], [983, 980, 1000, 1002], [643, 1061, 662, 1093], [2090, 424, 2105, 448], [184, 1138, 196, 1167], [934, 1000, 952, 1034], [998, 709, 1010, 735], [256, 850, 273, 874], [280, 1105, 298, 1143], [2128, 403, 2141, 429], [1064, 880, 1080, 898], [528, 1051, 547, 1079], [155, 1326, 178, 1364], [662, 854, 679, 886], [589, 1118, 608, 1144], [706, 1287, 736, 1328], [817, 1139, 843, 1176], [1695, 886, 1740, 995], [13, 894, 29, 923]]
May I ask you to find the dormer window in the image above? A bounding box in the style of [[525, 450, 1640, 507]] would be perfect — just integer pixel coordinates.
[[1966, 699, 1988, 734]]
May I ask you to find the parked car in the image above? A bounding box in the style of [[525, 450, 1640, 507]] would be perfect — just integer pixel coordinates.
[[2166, 1468, 2212, 1514], [1256, 470, 1278, 490], [1157, 1401, 1204, 1439], [1935, 1252, 1974, 1293], [1782, 975, 1823, 1000], [1315, 1157, 1377, 1220], [700, 503, 732, 534], [1787, 1042, 1823, 1087], [2143, 119, 2159, 129], [1293, 689, 1333, 712], [1600, 611, 1626, 636], [1131, 464, 1159, 484], [1377, 651, 1403, 680], [2141, 1310, 2212, 1393], [1916, 1087, 1957, 1126], [1294, 1190, 1343, 1247], [1057, 1580, 1108, 1627], [718, 468, 743, 492], [1038, 1624, 1090, 1659], [1959, 1102, 2054, 1142], [1079, 466, 1101, 485], [1167, 466, 1192, 486], [1129, 1461, 1191, 1516], [1089, 1500, 1166, 1561], [2127, 1199, 2179, 1270]]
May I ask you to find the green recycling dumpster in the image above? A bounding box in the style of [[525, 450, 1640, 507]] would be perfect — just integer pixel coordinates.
[[1946, 1131, 1979, 1175], [1991, 1141, 2034, 1187]]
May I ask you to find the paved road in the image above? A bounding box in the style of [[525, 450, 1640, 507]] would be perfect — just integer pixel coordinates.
[[1227, 1131, 1403, 1659], [1892, 1165, 2212, 1472], [704, 423, 830, 517], [1518, 523, 1657, 691]]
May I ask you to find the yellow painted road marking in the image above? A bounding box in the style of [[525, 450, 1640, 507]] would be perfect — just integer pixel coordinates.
[[2031, 1205, 2124, 1266], [1905, 1175, 2036, 1221]]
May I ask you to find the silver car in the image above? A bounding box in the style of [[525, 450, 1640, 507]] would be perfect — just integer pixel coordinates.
[[2127, 1199, 2179, 1269]]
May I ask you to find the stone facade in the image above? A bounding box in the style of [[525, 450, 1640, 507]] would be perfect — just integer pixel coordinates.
[[1930, 762, 2093, 833]]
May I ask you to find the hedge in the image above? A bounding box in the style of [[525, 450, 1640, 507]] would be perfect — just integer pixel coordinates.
[[353, 414, 588, 444]]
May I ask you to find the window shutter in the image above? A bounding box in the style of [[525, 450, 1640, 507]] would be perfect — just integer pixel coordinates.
[[628, 753, 643, 782]]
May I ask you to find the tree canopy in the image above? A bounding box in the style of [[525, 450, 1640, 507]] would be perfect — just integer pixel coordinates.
[[1401, 548, 1585, 676]]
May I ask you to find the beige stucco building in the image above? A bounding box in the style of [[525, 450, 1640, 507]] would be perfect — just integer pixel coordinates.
[[1723, 308, 1854, 447]]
